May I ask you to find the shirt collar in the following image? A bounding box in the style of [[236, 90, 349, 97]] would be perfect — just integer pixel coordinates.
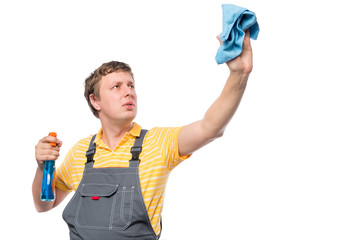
[[129, 122, 142, 137], [94, 122, 142, 147]]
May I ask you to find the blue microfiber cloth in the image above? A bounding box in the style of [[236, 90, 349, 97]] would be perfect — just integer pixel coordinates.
[[215, 4, 260, 64]]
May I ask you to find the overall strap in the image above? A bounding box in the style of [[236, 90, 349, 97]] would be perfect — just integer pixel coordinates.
[[85, 130, 148, 168], [129, 129, 148, 167], [85, 134, 97, 168]]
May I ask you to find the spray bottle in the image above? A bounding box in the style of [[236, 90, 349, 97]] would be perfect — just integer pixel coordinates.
[[40, 132, 57, 201]]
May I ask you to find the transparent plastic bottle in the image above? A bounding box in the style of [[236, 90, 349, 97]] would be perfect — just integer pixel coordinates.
[[40, 132, 57, 201]]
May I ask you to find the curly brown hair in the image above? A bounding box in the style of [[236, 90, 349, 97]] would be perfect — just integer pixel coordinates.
[[84, 61, 134, 118]]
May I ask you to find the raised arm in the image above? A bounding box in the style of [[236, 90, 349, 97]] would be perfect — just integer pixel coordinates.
[[178, 30, 253, 156]]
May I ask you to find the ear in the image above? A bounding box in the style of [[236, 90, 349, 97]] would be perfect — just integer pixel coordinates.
[[89, 94, 101, 111]]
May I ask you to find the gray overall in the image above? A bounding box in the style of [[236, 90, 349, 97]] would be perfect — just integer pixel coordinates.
[[63, 130, 161, 240]]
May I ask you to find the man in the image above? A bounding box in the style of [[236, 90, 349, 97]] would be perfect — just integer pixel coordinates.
[[32, 31, 253, 239]]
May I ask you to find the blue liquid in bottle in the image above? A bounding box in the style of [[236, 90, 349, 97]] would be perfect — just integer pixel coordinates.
[[41, 160, 55, 201]]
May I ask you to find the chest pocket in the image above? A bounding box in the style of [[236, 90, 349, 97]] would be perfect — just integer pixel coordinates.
[[75, 183, 135, 230]]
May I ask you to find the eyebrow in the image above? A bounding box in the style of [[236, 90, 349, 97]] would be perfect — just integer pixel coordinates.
[[111, 81, 123, 86], [111, 80, 135, 87]]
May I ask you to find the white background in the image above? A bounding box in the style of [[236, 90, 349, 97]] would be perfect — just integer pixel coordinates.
[[1, 0, 359, 239]]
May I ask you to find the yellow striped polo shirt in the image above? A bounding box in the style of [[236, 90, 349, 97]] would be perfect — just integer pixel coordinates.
[[55, 122, 191, 235]]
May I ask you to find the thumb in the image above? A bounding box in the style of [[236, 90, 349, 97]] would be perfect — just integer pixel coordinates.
[[216, 35, 223, 45]]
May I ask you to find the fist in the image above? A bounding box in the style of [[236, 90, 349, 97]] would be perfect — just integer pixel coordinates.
[[35, 135, 62, 167], [217, 29, 253, 74]]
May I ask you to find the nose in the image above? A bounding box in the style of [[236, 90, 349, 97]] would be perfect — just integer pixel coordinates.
[[124, 85, 135, 99]]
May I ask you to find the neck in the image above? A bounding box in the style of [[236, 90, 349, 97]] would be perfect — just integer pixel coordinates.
[[100, 120, 133, 151]]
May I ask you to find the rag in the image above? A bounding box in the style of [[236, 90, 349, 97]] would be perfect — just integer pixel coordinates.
[[215, 4, 260, 64]]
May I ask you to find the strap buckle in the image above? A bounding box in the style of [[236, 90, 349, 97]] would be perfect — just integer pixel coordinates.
[[86, 146, 96, 163], [130, 146, 142, 161], [86, 149, 96, 158]]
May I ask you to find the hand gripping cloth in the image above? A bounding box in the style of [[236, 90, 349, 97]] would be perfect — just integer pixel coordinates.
[[215, 4, 260, 64]]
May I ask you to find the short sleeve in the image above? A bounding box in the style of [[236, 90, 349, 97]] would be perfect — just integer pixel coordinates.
[[55, 144, 76, 192], [150, 126, 192, 170]]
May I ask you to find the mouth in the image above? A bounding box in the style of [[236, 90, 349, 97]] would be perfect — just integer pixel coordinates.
[[123, 101, 135, 109]]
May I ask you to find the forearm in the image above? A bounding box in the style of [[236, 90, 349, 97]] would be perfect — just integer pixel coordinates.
[[202, 71, 249, 137], [32, 165, 55, 212], [178, 31, 253, 156]]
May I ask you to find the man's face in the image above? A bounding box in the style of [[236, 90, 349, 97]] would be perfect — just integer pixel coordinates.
[[92, 71, 137, 124]]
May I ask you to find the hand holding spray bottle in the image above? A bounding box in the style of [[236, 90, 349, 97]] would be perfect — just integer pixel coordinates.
[[40, 132, 57, 201]]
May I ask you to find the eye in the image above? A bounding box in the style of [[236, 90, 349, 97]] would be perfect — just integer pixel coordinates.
[[129, 84, 135, 90], [112, 84, 119, 89]]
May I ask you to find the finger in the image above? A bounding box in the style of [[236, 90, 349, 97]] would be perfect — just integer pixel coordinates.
[[36, 155, 58, 164], [40, 136, 62, 147], [36, 155, 59, 161], [38, 147, 60, 156], [36, 150, 60, 161], [37, 141, 60, 152], [40, 136, 55, 144]]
